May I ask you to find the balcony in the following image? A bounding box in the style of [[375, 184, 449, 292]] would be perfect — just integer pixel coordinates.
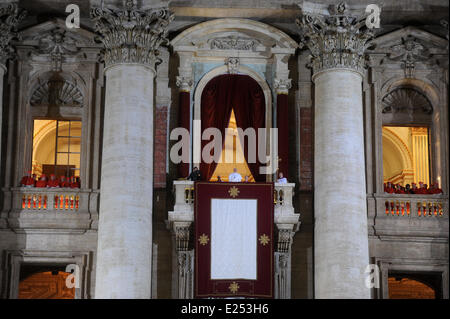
[[369, 193, 449, 241], [168, 180, 300, 235], [167, 180, 300, 298], [0, 187, 99, 234]]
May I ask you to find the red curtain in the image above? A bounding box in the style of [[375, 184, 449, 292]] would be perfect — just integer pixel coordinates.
[[277, 94, 289, 179], [178, 91, 191, 178], [200, 74, 266, 181]]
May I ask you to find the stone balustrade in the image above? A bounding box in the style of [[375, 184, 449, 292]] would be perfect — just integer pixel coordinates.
[[1, 187, 99, 233], [369, 193, 449, 241]]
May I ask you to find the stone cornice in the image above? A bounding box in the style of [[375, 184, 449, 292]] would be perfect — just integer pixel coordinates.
[[296, 2, 373, 76], [0, 3, 26, 66], [90, 0, 173, 70]]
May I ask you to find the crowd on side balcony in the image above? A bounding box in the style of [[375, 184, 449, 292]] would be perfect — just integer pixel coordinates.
[[20, 171, 80, 188], [384, 181, 443, 195]]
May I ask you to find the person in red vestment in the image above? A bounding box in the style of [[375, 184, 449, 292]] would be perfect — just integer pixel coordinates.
[[47, 174, 60, 188], [70, 176, 80, 188], [59, 176, 70, 188], [411, 183, 418, 194], [20, 171, 35, 187], [385, 182, 395, 194], [35, 174, 48, 188], [416, 182, 426, 194]]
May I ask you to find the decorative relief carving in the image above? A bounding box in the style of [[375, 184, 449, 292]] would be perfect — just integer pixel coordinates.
[[30, 76, 83, 107], [175, 225, 191, 251], [176, 76, 193, 92], [225, 57, 240, 74], [274, 78, 292, 95], [387, 36, 431, 78], [0, 3, 26, 66], [381, 88, 432, 115], [209, 36, 260, 50], [296, 2, 373, 75], [90, 0, 174, 69], [276, 229, 295, 253]]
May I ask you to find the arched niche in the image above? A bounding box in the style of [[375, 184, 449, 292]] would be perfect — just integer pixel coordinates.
[[172, 18, 297, 176]]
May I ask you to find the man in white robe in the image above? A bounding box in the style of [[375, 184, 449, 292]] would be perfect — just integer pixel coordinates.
[[228, 168, 242, 182], [277, 172, 288, 184]]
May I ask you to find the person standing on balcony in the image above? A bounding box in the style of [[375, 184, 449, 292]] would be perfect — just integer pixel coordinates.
[[277, 172, 288, 184], [59, 176, 70, 188], [228, 168, 242, 182], [47, 174, 60, 188], [70, 176, 81, 188], [35, 174, 48, 188], [187, 167, 202, 181], [20, 171, 35, 187]]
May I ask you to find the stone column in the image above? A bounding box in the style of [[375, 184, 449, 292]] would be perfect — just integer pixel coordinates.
[[0, 3, 26, 173], [91, 2, 173, 298], [274, 78, 291, 179], [297, 3, 373, 298], [176, 76, 193, 178]]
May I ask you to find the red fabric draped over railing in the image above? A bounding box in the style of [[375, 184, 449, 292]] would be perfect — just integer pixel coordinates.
[[200, 74, 266, 181]]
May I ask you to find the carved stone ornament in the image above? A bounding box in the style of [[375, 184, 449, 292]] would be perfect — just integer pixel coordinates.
[[90, 0, 174, 69], [225, 57, 240, 74], [296, 2, 373, 75], [30, 75, 83, 107], [209, 36, 260, 51], [274, 78, 292, 95], [32, 27, 81, 71], [176, 76, 193, 92], [387, 36, 431, 78], [0, 3, 27, 66], [381, 87, 433, 115]]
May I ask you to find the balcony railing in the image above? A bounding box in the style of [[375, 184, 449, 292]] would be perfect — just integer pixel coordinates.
[[1, 187, 99, 233], [369, 193, 449, 240], [376, 193, 447, 218]]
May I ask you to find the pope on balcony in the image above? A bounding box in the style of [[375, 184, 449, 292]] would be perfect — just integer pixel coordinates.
[[228, 168, 242, 182]]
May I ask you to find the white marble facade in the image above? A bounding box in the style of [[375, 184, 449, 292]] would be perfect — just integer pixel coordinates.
[[0, 0, 448, 299]]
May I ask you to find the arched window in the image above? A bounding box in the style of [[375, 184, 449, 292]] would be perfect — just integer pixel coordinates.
[[381, 87, 436, 189]]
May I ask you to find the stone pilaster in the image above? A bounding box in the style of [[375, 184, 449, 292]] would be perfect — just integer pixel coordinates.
[[296, 2, 373, 299], [91, 0, 173, 298], [0, 3, 26, 185]]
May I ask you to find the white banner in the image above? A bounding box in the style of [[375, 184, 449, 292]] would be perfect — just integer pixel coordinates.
[[210, 199, 257, 280]]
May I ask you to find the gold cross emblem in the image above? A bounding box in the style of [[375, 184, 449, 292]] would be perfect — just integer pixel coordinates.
[[229, 281, 240, 294], [198, 233, 209, 246], [228, 186, 240, 198], [259, 234, 270, 246]]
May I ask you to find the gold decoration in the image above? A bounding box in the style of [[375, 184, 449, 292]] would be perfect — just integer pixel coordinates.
[[259, 234, 270, 246], [198, 233, 209, 246], [228, 186, 240, 198], [229, 281, 240, 294]]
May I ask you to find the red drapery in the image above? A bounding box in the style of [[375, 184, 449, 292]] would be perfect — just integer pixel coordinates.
[[277, 94, 289, 179], [200, 74, 266, 181], [178, 91, 191, 178]]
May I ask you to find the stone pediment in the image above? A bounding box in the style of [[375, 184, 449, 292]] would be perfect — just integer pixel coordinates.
[[171, 18, 298, 57], [17, 18, 101, 49], [369, 26, 448, 54]]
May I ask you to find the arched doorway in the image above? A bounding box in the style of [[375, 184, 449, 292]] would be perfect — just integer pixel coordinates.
[[18, 265, 75, 299], [388, 273, 442, 299], [199, 74, 266, 182]]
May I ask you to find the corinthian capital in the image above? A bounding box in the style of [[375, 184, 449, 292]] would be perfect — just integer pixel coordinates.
[[90, 0, 174, 70], [0, 3, 26, 66], [176, 76, 193, 92], [274, 78, 292, 95], [296, 2, 373, 76]]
